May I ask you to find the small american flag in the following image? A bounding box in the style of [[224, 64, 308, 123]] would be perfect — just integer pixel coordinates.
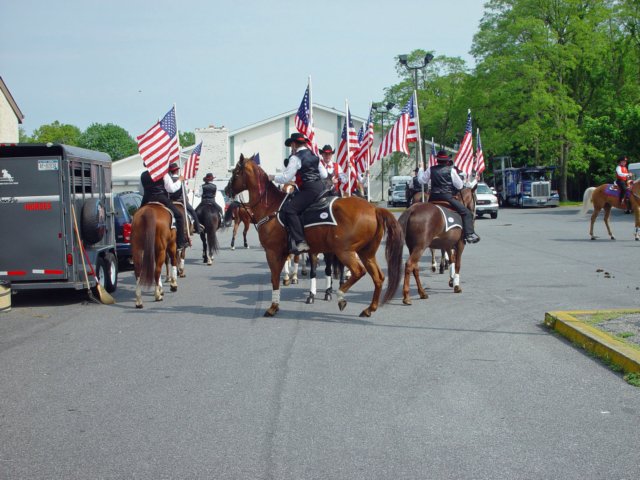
[[454, 110, 474, 177], [294, 85, 319, 155], [429, 139, 438, 167], [137, 106, 180, 181], [183, 141, 202, 180], [371, 95, 417, 163], [354, 106, 374, 173], [336, 107, 359, 193], [475, 129, 485, 176]]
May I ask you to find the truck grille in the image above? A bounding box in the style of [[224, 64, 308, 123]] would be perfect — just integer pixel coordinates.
[[532, 182, 550, 198]]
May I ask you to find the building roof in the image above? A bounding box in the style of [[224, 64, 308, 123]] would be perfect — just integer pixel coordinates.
[[229, 103, 366, 136], [0, 77, 24, 124]]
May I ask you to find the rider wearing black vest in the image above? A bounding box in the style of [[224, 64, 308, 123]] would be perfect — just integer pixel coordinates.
[[140, 168, 188, 248], [196, 173, 224, 224], [168, 163, 203, 234], [417, 150, 480, 244], [269, 132, 327, 253]]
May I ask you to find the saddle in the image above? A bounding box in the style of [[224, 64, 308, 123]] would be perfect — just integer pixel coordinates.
[[433, 204, 463, 232], [147, 202, 176, 229], [172, 200, 196, 226], [276, 192, 339, 228], [604, 184, 630, 199]]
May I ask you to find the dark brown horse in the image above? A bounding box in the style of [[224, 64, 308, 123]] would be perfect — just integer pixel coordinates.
[[131, 203, 178, 308], [196, 202, 221, 265], [579, 179, 640, 240], [399, 187, 477, 304], [224, 201, 252, 249], [224, 154, 404, 317]]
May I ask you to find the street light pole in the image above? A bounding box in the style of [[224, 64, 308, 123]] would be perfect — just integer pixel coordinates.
[[372, 102, 395, 201], [399, 52, 434, 169]]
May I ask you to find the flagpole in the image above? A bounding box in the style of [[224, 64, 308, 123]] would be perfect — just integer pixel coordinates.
[[366, 101, 372, 202], [345, 100, 351, 198], [412, 90, 426, 202], [308, 75, 316, 154], [174, 103, 191, 238]]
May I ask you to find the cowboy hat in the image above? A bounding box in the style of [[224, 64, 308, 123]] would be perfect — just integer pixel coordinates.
[[168, 162, 180, 172], [203, 173, 215, 181], [319, 144, 335, 154], [284, 132, 309, 146], [436, 151, 451, 162]]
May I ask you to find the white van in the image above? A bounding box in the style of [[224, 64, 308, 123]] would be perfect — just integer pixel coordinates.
[[628, 162, 640, 179], [388, 175, 412, 198]]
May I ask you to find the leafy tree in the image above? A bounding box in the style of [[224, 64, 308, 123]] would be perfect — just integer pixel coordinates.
[[179, 131, 195, 147], [78, 123, 137, 160], [18, 127, 33, 143], [31, 121, 81, 145]]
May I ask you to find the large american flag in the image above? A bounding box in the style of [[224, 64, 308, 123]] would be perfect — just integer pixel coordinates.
[[294, 85, 319, 155], [354, 106, 374, 174], [475, 129, 486, 176], [336, 107, 360, 193], [453, 110, 474, 177], [371, 95, 417, 163], [137, 106, 180, 181], [183, 141, 202, 180], [429, 139, 438, 167]]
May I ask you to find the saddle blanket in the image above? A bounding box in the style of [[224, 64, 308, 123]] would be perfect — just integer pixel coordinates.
[[435, 205, 463, 232], [147, 201, 176, 229], [277, 195, 339, 228], [603, 184, 628, 199]]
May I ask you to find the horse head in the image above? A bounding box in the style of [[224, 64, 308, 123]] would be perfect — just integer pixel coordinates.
[[225, 154, 253, 198]]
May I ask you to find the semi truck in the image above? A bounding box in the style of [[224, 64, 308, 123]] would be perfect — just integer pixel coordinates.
[[492, 156, 559, 208], [0, 143, 118, 293]]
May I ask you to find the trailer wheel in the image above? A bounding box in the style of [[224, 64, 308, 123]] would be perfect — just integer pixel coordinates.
[[96, 253, 118, 293], [81, 198, 106, 245]]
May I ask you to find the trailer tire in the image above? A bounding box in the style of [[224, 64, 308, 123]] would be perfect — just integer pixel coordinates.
[[81, 198, 106, 245], [96, 253, 118, 293]]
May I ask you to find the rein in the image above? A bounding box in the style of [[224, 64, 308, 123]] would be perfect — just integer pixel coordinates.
[[234, 161, 281, 231]]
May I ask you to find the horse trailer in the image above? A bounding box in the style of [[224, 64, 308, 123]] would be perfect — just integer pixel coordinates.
[[0, 143, 118, 293]]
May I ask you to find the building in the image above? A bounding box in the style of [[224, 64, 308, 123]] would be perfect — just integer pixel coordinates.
[[0, 77, 24, 142]]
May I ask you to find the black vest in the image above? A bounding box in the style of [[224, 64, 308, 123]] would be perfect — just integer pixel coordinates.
[[141, 171, 167, 198], [430, 164, 455, 195], [201, 182, 217, 201], [169, 175, 183, 201], [297, 148, 321, 184]]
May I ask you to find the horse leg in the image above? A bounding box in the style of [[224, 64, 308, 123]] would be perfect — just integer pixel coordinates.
[[440, 250, 449, 274], [589, 205, 601, 240], [265, 252, 287, 317], [168, 242, 178, 292], [301, 252, 309, 276], [291, 254, 299, 284], [323, 254, 334, 301], [431, 248, 437, 272], [403, 245, 428, 305], [231, 220, 239, 250], [154, 260, 164, 301], [452, 244, 464, 293], [201, 231, 208, 263], [243, 221, 250, 248], [178, 248, 186, 277], [135, 277, 144, 309], [282, 255, 291, 286], [334, 251, 366, 314], [359, 251, 385, 317], [603, 206, 615, 240], [305, 254, 318, 304]]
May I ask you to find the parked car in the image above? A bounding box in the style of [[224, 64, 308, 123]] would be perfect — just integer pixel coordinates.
[[475, 182, 499, 219], [389, 183, 409, 207], [113, 191, 142, 268]]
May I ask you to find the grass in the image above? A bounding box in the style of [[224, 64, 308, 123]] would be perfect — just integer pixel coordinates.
[[624, 372, 640, 387], [576, 310, 639, 325], [560, 200, 583, 207]]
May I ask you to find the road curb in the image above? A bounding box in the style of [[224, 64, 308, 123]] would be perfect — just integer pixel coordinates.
[[544, 310, 640, 374]]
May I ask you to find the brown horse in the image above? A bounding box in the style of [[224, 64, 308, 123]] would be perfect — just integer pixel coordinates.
[[131, 203, 178, 308], [224, 201, 252, 250], [224, 154, 404, 317], [399, 187, 477, 304], [409, 189, 451, 274], [579, 179, 640, 241]]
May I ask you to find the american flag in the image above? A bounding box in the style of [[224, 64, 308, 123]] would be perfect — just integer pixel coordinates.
[[429, 139, 438, 167], [137, 106, 180, 181], [453, 110, 474, 177], [475, 129, 485, 175], [336, 107, 360, 193], [371, 95, 417, 163], [294, 85, 319, 155], [183, 141, 202, 180], [354, 106, 374, 174]]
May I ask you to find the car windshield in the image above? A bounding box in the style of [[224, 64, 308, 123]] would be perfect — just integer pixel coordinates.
[[394, 185, 406, 192], [477, 184, 493, 194]]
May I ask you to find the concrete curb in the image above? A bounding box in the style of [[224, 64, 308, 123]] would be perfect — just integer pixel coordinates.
[[544, 310, 640, 374]]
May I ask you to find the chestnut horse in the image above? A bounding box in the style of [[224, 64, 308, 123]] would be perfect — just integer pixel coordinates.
[[224, 201, 252, 249], [579, 179, 640, 241], [224, 154, 404, 317], [131, 203, 178, 308], [399, 187, 477, 304]]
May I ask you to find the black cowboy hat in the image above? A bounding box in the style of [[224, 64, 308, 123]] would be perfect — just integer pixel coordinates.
[[436, 150, 451, 162], [168, 162, 180, 172], [284, 132, 309, 146], [319, 144, 335, 154], [203, 172, 215, 181], [618, 155, 628, 163]]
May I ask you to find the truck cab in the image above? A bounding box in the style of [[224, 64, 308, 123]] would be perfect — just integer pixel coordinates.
[[493, 156, 559, 208]]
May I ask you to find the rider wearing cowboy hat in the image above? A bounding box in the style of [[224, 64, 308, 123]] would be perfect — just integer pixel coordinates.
[[417, 150, 480, 244], [318, 144, 339, 195], [615, 155, 634, 213], [168, 162, 203, 235], [268, 132, 328, 253], [196, 172, 224, 224], [140, 164, 188, 249]]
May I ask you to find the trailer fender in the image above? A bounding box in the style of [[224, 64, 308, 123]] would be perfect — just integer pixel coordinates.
[[81, 198, 106, 245]]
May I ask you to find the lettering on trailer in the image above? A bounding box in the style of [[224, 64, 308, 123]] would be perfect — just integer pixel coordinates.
[[0, 195, 60, 204]]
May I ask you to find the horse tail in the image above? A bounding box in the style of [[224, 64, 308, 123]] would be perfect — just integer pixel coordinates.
[[377, 208, 404, 304], [224, 201, 238, 225], [138, 209, 157, 288], [397, 208, 412, 236], [206, 206, 220, 254], [579, 187, 596, 215]]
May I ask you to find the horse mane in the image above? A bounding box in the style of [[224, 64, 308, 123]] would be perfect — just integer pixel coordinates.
[[244, 156, 285, 207]]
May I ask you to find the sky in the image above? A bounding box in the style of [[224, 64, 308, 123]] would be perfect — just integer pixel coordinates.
[[1, 0, 486, 138]]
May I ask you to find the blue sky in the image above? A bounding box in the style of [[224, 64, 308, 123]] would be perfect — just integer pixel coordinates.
[[1, 0, 486, 137]]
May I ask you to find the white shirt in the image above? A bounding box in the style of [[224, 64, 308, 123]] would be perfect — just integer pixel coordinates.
[[417, 166, 464, 190], [273, 146, 328, 184], [164, 173, 181, 193], [616, 165, 633, 179]]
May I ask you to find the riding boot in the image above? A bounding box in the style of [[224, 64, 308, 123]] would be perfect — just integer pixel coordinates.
[[461, 213, 480, 244]]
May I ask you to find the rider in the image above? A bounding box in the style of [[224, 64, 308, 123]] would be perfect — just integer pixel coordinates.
[[168, 162, 203, 234], [417, 150, 480, 244], [318, 144, 339, 195], [196, 172, 224, 225], [615, 155, 633, 213], [268, 132, 328, 253], [140, 167, 188, 249]]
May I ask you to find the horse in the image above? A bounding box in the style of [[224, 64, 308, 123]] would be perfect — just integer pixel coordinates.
[[169, 201, 193, 277], [224, 154, 404, 317], [131, 203, 178, 308], [224, 201, 252, 250], [409, 189, 451, 274], [579, 179, 640, 241], [398, 187, 477, 304], [196, 202, 221, 265]]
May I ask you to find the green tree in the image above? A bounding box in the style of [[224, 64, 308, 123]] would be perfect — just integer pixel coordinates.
[[18, 127, 33, 143], [31, 121, 81, 145], [179, 131, 195, 147], [78, 123, 138, 160]]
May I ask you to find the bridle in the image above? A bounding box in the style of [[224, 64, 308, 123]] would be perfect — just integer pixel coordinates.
[[229, 159, 280, 230]]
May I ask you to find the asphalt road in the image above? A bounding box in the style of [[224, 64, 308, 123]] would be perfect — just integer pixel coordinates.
[[1, 206, 639, 479]]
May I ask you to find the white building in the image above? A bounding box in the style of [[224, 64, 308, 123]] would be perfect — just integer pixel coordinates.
[[0, 77, 24, 143]]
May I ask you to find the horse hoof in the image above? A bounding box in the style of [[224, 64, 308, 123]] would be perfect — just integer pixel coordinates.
[[135, 304, 143, 309], [306, 294, 315, 304], [324, 293, 332, 301], [283, 279, 290, 286], [302, 269, 308, 277], [359, 309, 371, 318], [611, 236, 616, 240], [590, 237, 596, 241], [419, 292, 428, 299], [264, 304, 279, 317], [338, 299, 347, 311], [231, 246, 235, 250], [292, 278, 298, 284], [245, 244, 249, 249], [207, 260, 212, 266], [403, 297, 412, 305], [449, 280, 454, 288], [431, 267, 436, 272], [454, 286, 462, 293], [170, 285, 178, 292]]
